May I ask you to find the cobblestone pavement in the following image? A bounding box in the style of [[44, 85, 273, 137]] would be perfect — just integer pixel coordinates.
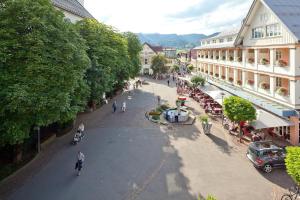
[[0, 77, 294, 200]]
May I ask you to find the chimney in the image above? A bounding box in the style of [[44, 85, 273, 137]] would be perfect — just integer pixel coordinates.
[[77, 0, 84, 6]]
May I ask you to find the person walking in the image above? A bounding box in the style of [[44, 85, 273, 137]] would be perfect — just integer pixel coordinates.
[[167, 79, 170, 86], [121, 101, 126, 112], [112, 101, 117, 113], [75, 151, 85, 176], [157, 95, 161, 106]]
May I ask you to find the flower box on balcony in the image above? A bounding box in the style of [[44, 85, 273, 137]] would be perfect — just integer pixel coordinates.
[[248, 58, 254, 63], [259, 82, 270, 90], [201, 55, 204, 58], [221, 75, 226, 80], [201, 69, 204, 72], [247, 80, 254, 85], [210, 56, 213, 59], [222, 56, 226, 60], [205, 70, 208, 73], [276, 87, 289, 96], [205, 55, 208, 58], [210, 72, 213, 75], [260, 58, 269, 65], [215, 73, 219, 77], [276, 60, 288, 67], [229, 56, 234, 61], [228, 77, 234, 82], [238, 57, 242, 62], [216, 56, 219, 60], [237, 80, 242, 85]]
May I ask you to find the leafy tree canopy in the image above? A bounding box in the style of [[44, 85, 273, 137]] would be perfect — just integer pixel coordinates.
[[191, 76, 205, 87], [151, 54, 169, 75], [223, 96, 256, 123], [0, 0, 90, 146]]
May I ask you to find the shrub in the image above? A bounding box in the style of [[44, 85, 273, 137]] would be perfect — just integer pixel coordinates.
[[199, 115, 209, 123], [191, 76, 206, 87], [152, 115, 160, 121], [160, 104, 170, 111], [276, 87, 288, 96], [285, 147, 300, 185]]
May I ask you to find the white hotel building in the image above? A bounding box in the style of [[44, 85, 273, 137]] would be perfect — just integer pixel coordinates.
[[194, 0, 300, 145]]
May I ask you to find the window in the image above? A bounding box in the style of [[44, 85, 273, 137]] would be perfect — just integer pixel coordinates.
[[145, 59, 148, 65], [207, 41, 210, 44], [213, 40, 216, 43], [276, 77, 282, 87], [266, 24, 281, 37], [275, 50, 282, 61], [260, 13, 269, 22], [252, 27, 265, 38], [227, 37, 233, 42], [219, 39, 224, 43]]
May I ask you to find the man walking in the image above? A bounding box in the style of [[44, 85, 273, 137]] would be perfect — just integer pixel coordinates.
[[75, 151, 85, 176], [167, 79, 170, 86], [112, 101, 117, 113]]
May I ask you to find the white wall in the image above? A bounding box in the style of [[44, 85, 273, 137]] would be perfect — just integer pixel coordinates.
[[243, 2, 297, 47]]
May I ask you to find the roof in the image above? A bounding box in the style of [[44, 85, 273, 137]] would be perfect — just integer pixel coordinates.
[[195, 42, 235, 50], [207, 27, 240, 40], [52, 0, 94, 19], [143, 42, 164, 53], [263, 0, 300, 41], [235, 0, 300, 45]]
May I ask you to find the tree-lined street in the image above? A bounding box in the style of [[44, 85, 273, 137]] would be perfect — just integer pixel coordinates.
[[2, 79, 294, 200]]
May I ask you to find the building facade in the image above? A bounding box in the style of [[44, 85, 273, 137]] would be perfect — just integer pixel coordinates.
[[140, 43, 177, 75], [51, 0, 93, 23], [195, 0, 300, 145]]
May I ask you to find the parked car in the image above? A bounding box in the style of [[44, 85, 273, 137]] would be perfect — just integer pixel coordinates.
[[246, 141, 286, 173]]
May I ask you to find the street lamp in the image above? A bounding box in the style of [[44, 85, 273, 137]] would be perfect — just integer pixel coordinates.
[[220, 92, 225, 125]]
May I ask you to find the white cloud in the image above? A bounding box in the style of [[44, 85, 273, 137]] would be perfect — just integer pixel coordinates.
[[84, 0, 252, 34]]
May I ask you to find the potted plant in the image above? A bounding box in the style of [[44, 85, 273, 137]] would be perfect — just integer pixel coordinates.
[[210, 55, 213, 59], [216, 56, 219, 60], [229, 56, 234, 61], [229, 77, 234, 82], [201, 55, 204, 58], [259, 82, 270, 90], [260, 58, 269, 65], [205, 70, 208, 74], [276, 60, 288, 67], [210, 72, 213, 75], [199, 115, 212, 135], [238, 57, 242, 62], [222, 56, 226, 60], [276, 87, 288, 96], [221, 75, 226, 80], [215, 73, 219, 77], [205, 55, 208, 58], [237, 80, 242, 85], [247, 80, 254, 85], [248, 58, 254, 63]]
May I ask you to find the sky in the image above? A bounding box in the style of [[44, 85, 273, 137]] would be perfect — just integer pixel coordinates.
[[84, 0, 253, 35]]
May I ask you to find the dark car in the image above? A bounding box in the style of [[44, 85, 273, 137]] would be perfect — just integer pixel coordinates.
[[246, 141, 286, 173]]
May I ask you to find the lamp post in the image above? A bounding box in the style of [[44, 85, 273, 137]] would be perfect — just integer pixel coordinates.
[[221, 92, 225, 125]]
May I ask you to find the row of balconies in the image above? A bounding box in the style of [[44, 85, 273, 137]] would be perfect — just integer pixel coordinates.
[[197, 48, 291, 69], [199, 67, 291, 104]]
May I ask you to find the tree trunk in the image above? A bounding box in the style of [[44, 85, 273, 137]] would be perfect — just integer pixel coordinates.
[[13, 144, 23, 163]]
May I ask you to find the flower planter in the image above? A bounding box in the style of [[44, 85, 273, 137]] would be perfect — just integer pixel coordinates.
[[276, 60, 288, 67], [216, 56, 219, 60], [215, 73, 219, 77], [259, 82, 270, 90], [222, 56, 226, 60], [237, 80, 242, 85], [210, 72, 213, 75], [238, 57, 242, 62], [247, 80, 254, 85], [276, 87, 288, 96], [205, 70, 208, 74], [221, 75, 226, 80], [229, 77, 234, 82], [248, 58, 254, 64], [202, 122, 212, 135], [229, 56, 234, 61], [260, 58, 269, 65]]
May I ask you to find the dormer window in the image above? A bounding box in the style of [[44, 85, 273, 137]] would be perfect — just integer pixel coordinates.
[[219, 39, 224, 43], [252, 27, 264, 38], [213, 40, 216, 43]]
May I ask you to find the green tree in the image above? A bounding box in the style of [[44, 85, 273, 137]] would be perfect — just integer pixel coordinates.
[[187, 64, 194, 73], [151, 54, 169, 75], [172, 64, 180, 72], [191, 75, 205, 87], [0, 0, 90, 146], [285, 147, 300, 185], [223, 96, 256, 142], [124, 32, 142, 78]]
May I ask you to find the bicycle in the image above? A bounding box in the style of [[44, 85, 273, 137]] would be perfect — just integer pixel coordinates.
[[281, 185, 300, 200]]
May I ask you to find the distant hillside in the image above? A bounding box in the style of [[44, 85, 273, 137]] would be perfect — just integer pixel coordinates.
[[137, 33, 219, 49]]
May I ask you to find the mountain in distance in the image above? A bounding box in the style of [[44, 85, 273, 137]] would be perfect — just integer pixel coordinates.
[[137, 32, 219, 49]]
